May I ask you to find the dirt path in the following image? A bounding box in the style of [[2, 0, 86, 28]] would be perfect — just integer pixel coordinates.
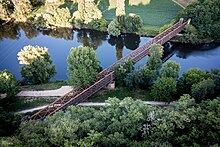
[[15, 101, 176, 114], [17, 86, 72, 97]]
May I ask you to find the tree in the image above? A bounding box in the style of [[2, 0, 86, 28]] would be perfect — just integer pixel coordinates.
[[147, 44, 164, 71], [67, 46, 99, 87], [18, 45, 56, 84], [210, 68, 220, 96], [114, 58, 135, 86], [11, 0, 32, 22], [125, 13, 143, 32], [176, 0, 220, 42], [0, 70, 19, 97], [161, 61, 180, 79], [107, 19, 121, 37], [151, 77, 177, 102], [177, 68, 210, 95], [191, 79, 215, 102]]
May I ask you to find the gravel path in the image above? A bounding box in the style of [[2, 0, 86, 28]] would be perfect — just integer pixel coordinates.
[[15, 101, 175, 114], [17, 86, 72, 97]]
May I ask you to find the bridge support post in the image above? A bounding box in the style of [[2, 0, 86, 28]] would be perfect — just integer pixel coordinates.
[[105, 81, 115, 90]]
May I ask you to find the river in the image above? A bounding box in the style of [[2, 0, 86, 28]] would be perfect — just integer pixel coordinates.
[[0, 23, 219, 80]]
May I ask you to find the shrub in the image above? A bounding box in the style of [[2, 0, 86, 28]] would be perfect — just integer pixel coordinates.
[[159, 24, 171, 33], [0, 70, 19, 97], [67, 46, 100, 87], [107, 19, 121, 37], [18, 45, 56, 84]]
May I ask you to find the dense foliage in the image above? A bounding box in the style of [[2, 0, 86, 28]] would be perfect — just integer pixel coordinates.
[[151, 77, 177, 102], [177, 0, 220, 43], [177, 68, 210, 95], [107, 19, 121, 37], [161, 61, 180, 79], [18, 45, 56, 84], [0, 70, 19, 97], [67, 46, 100, 88], [124, 13, 143, 32], [0, 107, 21, 137], [7, 96, 220, 146]]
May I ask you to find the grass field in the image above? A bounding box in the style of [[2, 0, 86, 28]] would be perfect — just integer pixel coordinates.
[[87, 87, 152, 102], [102, 0, 182, 34]]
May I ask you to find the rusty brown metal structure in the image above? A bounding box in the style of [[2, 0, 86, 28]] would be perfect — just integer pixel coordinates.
[[29, 19, 189, 120]]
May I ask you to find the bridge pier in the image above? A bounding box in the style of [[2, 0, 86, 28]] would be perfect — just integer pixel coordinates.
[[105, 81, 115, 90]]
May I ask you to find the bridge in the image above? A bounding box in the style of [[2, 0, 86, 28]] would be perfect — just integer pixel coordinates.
[[28, 19, 190, 120]]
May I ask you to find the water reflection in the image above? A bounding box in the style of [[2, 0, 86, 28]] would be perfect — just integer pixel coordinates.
[[42, 28, 74, 40], [0, 22, 219, 80], [77, 30, 107, 49], [108, 34, 141, 60], [0, 22, 20, 40]]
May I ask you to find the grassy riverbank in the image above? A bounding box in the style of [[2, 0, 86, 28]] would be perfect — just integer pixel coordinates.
[[29, 0, 182, 35]]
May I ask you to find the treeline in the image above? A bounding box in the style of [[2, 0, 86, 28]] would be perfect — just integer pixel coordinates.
[[2, 95, 220, 146]]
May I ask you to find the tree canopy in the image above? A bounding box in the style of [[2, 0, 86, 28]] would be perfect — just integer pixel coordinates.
[[67, 46, 100, 87]]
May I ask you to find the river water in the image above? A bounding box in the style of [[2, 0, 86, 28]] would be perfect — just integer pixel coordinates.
[[0, 23, 219, 80]]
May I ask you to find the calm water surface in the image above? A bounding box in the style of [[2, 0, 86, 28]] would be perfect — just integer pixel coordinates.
[[0, 23, 219, 80]]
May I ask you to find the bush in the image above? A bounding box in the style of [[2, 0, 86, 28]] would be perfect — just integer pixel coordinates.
[[67, 46, 100, 88], [18, 45, 56, 84], [125, 13, 143, 32], [159, 24, 171, 33], [107, 19, 121, 37], [88, 18, 108, 31], [0, 70, 19, 97]]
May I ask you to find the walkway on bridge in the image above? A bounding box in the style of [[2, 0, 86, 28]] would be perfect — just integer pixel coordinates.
[[28, 19, 190, 121]]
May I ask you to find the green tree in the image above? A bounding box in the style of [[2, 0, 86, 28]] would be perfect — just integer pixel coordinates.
[[191, 79, 215, 102], [177, 68, 210, 95], [177, 0, 220, 42], [179, 24, 201, 45], [107, 19, 121, 37], [114, 58, 135, 86], [125, 13, 143, 32], [151, 77, 177, 102], [161, 61, 180, 79], [18, 45, 56, 84], [0, 70, 19, 97], [210, 68, 220, 95], [147, 44, 164, 71], [67, 46, 99, 87]]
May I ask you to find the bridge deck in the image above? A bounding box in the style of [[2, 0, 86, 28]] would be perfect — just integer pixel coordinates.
[[29, 19, 189, 120]]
